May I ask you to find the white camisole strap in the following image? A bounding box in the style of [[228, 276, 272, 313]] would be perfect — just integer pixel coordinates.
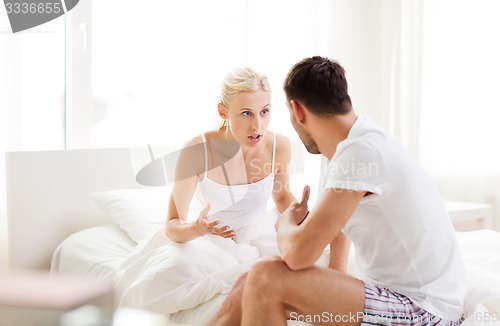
[[201, 133, 208, 179], [272, 132, 276, 175]]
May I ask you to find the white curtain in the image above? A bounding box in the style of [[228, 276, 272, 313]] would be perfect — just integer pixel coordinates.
[[333, 0, 499, 230], [327, 0, 423, 156], [419, 0, 500, 229]]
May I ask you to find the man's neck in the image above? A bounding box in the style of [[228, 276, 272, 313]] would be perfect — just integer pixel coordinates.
[[313, 111, 358, 160]]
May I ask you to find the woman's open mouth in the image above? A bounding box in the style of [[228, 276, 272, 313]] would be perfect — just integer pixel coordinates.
[[248, 134, 262, 143]]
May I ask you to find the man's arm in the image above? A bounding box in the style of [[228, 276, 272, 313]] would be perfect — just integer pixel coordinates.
[[329, 231, 351, 272], [276, 187, 365, 271]]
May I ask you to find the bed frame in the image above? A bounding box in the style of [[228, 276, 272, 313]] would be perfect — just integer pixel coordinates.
[[5, 143, 306, 270]]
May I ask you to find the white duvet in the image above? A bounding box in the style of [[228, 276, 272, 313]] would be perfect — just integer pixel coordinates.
[[113, 223, 296, 316]]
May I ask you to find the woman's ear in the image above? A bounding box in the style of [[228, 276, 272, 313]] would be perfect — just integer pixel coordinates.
[[217, 103, 228, 119]]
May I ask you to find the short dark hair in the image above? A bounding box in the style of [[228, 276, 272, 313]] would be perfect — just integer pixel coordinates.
[[283, 56, 352, 116]]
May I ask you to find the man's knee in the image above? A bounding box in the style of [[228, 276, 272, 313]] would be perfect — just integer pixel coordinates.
[[241, 258, 289, 306], [245, 257, 289, 291], [233, 271, 248, 293]]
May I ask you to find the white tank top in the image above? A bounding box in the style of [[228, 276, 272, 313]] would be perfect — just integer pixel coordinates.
[[192, 133, 276, 231]]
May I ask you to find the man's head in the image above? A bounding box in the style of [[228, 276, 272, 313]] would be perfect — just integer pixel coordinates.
[[283, 56, 352, 154], [284, 56, 352, 115]]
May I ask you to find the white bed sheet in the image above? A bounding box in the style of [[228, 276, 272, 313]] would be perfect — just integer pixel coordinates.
[[456, 230, 500, 325], [51, 227, 500, 325]]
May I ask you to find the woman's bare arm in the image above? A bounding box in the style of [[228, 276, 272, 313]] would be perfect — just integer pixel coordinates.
[[165, 136, 235, 242], [272, 134, 296, 213], [165, 173, 201, 242], [165, 137, 205, 242]]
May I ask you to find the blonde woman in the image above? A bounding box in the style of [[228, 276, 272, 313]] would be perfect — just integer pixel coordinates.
[[114, 68, 299, 316], [166, 67, 297, 243]]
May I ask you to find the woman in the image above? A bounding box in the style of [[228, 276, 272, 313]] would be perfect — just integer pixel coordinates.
[[166, 67, 296, 243], [114, 68, 297, 316]]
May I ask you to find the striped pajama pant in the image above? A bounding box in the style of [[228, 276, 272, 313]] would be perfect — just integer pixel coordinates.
[[362, 283, 461, 326]]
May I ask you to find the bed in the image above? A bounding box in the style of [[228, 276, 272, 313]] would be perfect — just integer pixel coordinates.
[[6, 146, 500, 325]]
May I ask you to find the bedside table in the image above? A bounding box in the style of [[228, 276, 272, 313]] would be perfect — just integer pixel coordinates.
[[444, 200, 493, 231]]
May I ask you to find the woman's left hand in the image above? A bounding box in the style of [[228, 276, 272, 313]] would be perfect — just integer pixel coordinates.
[[194, 203, 236, 238]]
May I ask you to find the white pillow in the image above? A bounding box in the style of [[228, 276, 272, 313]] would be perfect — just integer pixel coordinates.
[[90, 187, 171, 243]]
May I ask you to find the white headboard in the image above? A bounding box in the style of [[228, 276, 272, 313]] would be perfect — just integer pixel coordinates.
[[6, 148, 142, 270], [5, 142, 306, 270]]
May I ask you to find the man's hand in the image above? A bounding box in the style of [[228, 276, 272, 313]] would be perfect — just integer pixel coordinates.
[[194, 203, 236, 238], [276, 185, 310, 230]]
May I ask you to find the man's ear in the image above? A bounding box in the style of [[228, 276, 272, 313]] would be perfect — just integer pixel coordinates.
[[217, 103, 227, 119], [290, 100, 306, 124]]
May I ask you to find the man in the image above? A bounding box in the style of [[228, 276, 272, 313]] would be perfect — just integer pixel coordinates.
[[209, 56, 465, 325]]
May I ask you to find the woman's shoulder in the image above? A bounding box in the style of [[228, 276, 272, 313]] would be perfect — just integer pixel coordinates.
[[182, 130, 217, 148], [180, 130, 232, 157], [176, 134, 207, 163], [269, 131, 292, 163], [271, 132, 292, 153]]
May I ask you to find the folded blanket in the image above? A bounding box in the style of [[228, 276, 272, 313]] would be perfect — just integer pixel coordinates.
[[113, 214, 359, 318], [114, 225, 263, 314]]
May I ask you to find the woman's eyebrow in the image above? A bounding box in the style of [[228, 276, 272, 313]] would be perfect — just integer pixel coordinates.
[[239, 104, 270, 111]]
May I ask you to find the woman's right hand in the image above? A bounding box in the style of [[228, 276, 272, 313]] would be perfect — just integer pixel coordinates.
[[193, 203, 236, 238]]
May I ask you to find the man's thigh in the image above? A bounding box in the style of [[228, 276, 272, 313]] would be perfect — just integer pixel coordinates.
[[252, 259, 365, 326]]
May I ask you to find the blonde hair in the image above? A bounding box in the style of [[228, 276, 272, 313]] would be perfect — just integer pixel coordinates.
[[218, 68, 271, 129]]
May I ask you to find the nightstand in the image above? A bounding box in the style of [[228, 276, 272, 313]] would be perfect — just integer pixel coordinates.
[[444, 200, 494, 231]]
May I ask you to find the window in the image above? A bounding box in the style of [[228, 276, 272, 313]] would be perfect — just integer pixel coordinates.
[[75, 0, 338, 148], [0, 13, 65, 151], [0, 8, 65, 267]]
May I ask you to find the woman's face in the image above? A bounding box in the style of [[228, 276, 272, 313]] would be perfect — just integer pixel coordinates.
[[223, 90, 271, 148]]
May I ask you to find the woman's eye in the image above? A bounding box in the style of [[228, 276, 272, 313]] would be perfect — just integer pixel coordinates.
[[261, 109, 270, 115], [242, 111, 252, 117]]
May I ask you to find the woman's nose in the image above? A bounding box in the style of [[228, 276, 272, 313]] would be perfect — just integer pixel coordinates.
[[251, 117, 261, 130]]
